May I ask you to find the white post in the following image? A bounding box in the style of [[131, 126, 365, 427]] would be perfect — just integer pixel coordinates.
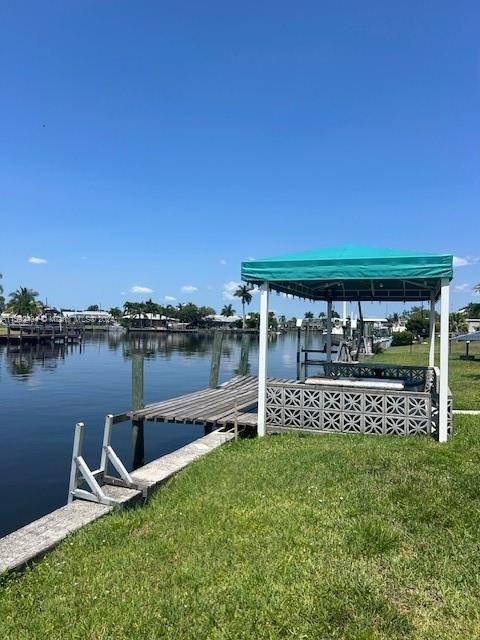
[[100, 414, 114, 473], [342, 301, 347, 326], [68, 422, 84, 503], [429, 296, 436, 368], [439, 279, 450, 442], [257, 283, 269, 437], [326, 300, 332, 363]]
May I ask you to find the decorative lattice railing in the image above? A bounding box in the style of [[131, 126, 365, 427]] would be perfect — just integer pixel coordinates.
[[322, 362, 431, 389], [266, 381, 452, 439]]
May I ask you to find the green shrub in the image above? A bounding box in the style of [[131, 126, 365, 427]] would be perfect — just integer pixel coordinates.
[[391, 331, 413, 346]]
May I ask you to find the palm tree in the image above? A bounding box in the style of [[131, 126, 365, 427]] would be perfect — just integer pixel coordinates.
[[221, 304, 235, 317], [234, 285, 253, 329], [7, 287, 41, 317], [144, 298, 160, 314], [123, 301, 136, 316], [108, 307, 122, 320], [449, 312, 468, 335], [387, 312, 400, 328]]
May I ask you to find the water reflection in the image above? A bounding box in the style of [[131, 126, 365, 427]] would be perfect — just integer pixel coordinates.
[[0, 330, 292, 383], [1, 342, 67, 380], [0, 328, 313, 537], [123, 331, 251, 360]]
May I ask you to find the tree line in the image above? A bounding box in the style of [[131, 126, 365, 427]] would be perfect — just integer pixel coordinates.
[[1, 274, 479, 334], [0, 278, 257, 328]]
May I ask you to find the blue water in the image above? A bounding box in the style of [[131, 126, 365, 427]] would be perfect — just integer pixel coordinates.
[[0, 330, 323, 537]]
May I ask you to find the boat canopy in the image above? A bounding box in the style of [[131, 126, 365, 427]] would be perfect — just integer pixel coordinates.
[[241, 244, 453, 302]]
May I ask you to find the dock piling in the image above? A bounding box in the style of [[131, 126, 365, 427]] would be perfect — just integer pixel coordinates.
[[132, 353, 145, 469], [238, 334, 250, 376], [208, 331, 224, 389]]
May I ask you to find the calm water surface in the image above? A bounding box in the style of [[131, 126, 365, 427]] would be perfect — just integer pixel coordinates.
[[0, 330, 323, 537]]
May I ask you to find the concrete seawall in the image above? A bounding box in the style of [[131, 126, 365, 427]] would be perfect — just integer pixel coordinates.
[[0, 429, 234, 575]]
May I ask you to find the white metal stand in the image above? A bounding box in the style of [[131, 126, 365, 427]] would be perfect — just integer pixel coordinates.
[[439, 279, 450, 442], [68, 415, 138, 506], [257, 283, 269, 437], [429, 296, 436, 368]]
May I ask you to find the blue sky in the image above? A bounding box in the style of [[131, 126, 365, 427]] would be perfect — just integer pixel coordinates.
[[1, 1, 479, 317]]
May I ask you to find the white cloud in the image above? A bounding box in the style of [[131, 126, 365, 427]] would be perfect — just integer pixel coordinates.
[[223, 281, 240, 300], [207, 284, 213, 290], [129, 285, 153, 294], [220, 259, 227, 265], [164, 295, 176, 302], [28, 256, 47, 264], [455, 283, 471, 291], [453, 256, 479, 267], [181, 285, 198, 294], [120, 291, 126, 296]]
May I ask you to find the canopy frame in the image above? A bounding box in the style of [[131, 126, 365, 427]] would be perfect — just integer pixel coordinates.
[[243, 246, 453, 443]]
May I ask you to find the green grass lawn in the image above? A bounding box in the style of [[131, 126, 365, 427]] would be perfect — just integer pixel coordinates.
[[368, 340, 480, 410], [1, 415, 480, 639], [1, 342, 480, 639]]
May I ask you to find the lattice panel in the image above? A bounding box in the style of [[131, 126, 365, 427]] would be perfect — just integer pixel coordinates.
[[448, 396, 453, 436], [265, 383, 437, 439], [364, 415, 384, 435], [303, 389, 322, 409], [343, 393, 363, 413], [343, 412, 363, 433], [284, 387, 302, 407], [407, 418, 430, 436], [323, 392, 343, 411], [323, 363, 429, 386], [430, 391, 453, 439], [303, 409, 323, 430]]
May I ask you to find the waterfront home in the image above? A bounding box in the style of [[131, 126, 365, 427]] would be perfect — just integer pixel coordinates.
[[203, 314, 242, 328]]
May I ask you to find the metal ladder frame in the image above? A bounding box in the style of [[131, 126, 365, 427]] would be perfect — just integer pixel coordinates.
[[68, 414, 142, 506]]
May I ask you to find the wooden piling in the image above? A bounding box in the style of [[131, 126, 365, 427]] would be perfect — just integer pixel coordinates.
[[131, 353, 145, 469], [209, 331, 224, 389], [238, 334, 250, 376]]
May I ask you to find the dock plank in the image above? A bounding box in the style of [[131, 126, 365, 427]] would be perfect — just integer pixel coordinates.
[[125, 375, 290, 429]]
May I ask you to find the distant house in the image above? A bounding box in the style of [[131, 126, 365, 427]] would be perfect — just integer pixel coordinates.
[[391, 319, 408, 333], [466, 318, 480, 333], [204, 314, 241, 328], [124, 313, 191, 332], [62, 310, 114, 325], [124, 312, 167, 331]]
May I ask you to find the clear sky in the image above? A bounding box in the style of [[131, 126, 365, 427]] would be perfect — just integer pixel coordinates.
[[1, 1, 479, 317]]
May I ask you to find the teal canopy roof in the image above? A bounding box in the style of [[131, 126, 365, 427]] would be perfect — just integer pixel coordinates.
[[241, 245, 453, 302]]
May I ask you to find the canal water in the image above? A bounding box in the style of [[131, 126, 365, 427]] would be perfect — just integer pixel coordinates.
[[0, 330, 324, 537]]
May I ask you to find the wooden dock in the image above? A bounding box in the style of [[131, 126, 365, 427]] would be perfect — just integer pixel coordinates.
[[114, 375, 293, 429], [0, 326, 83, 344]]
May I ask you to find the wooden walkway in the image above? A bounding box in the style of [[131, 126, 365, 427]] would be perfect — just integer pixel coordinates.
[[120, 375, 292, 429]]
